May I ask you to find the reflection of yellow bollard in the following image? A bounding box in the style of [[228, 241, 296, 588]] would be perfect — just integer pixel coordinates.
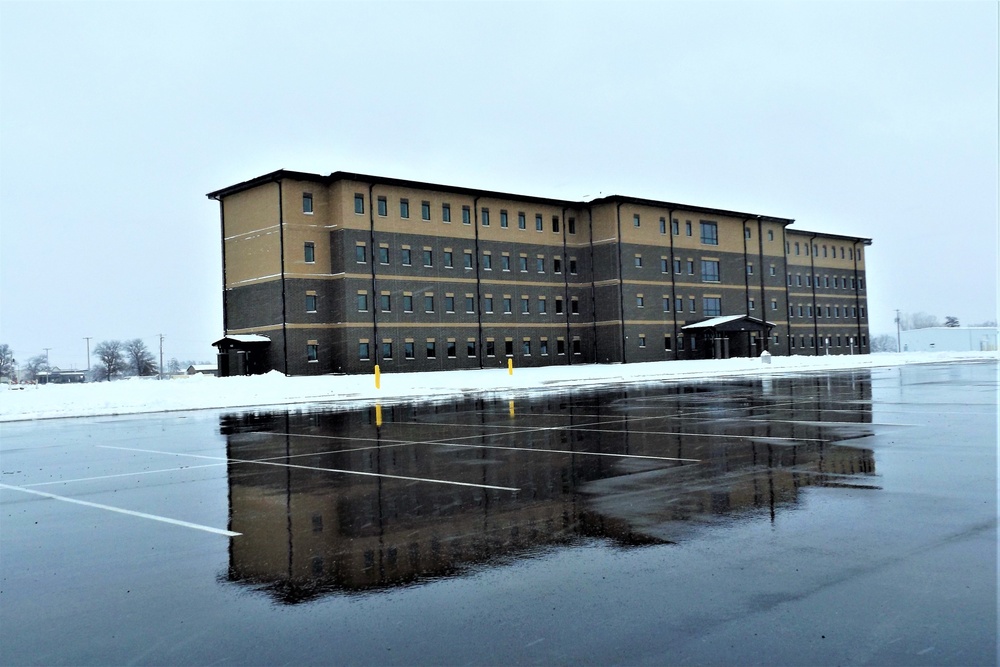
[[507, 358, 513, 375], [509, 400, 515, 418], [375, 403, 382, 427], [375, 364, 381, 389]]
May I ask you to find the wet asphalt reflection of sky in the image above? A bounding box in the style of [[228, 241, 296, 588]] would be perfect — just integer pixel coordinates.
[[1, 361, 996, 666]]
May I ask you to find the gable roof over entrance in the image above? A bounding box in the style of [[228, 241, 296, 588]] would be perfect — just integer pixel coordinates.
[[681, 315, 775, 332]]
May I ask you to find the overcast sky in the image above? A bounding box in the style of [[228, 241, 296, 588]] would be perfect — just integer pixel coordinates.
[[1, 2, 996, 370]]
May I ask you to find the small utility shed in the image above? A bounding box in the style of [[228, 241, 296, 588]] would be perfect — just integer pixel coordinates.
[[213, 335, 272, 376], [681, 315, 775, 359]]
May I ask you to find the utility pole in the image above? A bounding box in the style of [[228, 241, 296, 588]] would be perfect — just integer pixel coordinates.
[[84, 337, 92, 371], [895, 309, 902, 353], [158, 334, 164, 380], [43, 348, 51, 367]]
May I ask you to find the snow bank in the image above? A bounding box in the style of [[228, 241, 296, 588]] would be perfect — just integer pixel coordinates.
[[1, 351, 994, 422]]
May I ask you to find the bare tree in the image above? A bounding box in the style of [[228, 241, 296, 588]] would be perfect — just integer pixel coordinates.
[[167, 358, 181, 374], [22, 354, 49, 382], [899, 312, 940, 331], [944, 316, 959, 328], [870, 334, 897, 352], [972, 320, 997, 327], [93, 340, 126, 381], [0, 344, 15, 379], [125, 338, 157, 376]]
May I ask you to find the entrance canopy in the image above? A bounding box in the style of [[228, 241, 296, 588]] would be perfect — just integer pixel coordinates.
[[681, 314, 775, 333], [213, 335, 271, 376]]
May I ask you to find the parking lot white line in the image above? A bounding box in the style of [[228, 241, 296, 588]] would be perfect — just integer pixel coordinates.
[[23, 463, 227, 488], [97, 445, 520, 492], [568, 428, 826, 441], [0, 482, 240, 537], [429, 441, 700, 462]]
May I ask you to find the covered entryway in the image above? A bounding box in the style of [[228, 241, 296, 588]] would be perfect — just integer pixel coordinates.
[[213, 335, 272, 376], [681, 315, 774, 359]]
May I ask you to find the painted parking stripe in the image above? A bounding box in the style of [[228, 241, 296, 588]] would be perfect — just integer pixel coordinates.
[[0, 482, 240, 537], [23, 463, 227, 488]]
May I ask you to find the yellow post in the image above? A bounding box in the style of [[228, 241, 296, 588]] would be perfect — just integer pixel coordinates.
[[375, 403, 382, 427], [507, 358, 513, 375], [374, 364, 381, 389], [508, 400, 515, 418]]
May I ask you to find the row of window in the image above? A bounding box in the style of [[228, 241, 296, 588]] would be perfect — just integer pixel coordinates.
[[788, 273, 865, 290], [789, 304, 866, 319], [354, 243, 580, 274], [789, 334, 868, 349], [787, 241, 863, 261], [354, 291, 583, 315], [357, 337, 585, 361]]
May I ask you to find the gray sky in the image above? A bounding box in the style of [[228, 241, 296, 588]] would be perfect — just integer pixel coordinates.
[[2, 2, 996, 370]]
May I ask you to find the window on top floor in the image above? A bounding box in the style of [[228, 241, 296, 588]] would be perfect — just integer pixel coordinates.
[[304, 242, 315, 263], [399, 199, 409, 218], [354, 194, 364, 214], [633, 214, 640, 228], [421, 201, 431, 221], [568, 217, 576, 234], [481, 208, 490, 226], [518, 212, 526, 229], [535, 214, 543, 231], [442, 203, 451, 222], [462, 206, 471, 224], [303, 193, 313, 214], [500, 210, 508, 228], [377, 196, 387, 216], [700, 221, 718, 245]]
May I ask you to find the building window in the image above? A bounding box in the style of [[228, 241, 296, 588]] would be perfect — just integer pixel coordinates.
[[505, 340, 514, 356], [421, 201, 431, 221], [660, 258, 668, 273], [518, 212, 526, 229], [424, 295, 434, 312], [675, 297, 683, 312], [685, 221, 692, 236], [638, 335, 646, 348], [377, 196, 387, 216], [535, 214, 543, 231], [444, 250, 454, 268], [483, 253, 492, 270], [569, 258, 577, 274], [400, 199, 409, 218], [462, 206, 471, 224], [447, 341, 457, 358], [426, 341, 436, 358], [568, 217, 576, 234], [357, 293, 368, 311], [521, 297, 530, 314], [540, 338, 549, 355], [467, 340, 476, 357], [445, 295, 455, 312], [305, 294, 317, 312], [464, 251, 473, 269], [500, 210, 508, 228], [662, 297, 670, 312], [538, 297, 547, 314], [572, 339, 582, 355], [359, 342, 370, 360], [659, 218, 667, 234], [503, 297, 512, 314], [354, 194, 364, 214], [768, 230, 774, 241], [519, 256, 528, 272], [747, 263, 754, 275], [381, 342, 393, 360], [634, 255, 642, 268], [674, 258, 681, 274], [486, 340, 496, 357], [664, 335, 672, 351], [378, 246, 389, 264], [465, 296, 475, 313], [795, 242, 800, 255], [423, 249, 433, 267], [701, 260, 720, 282], [700, 221, 718, 245], [555, 298, 563, 314], [571, 298, 579, 314], [403, 294, 413, 312], [401, 248, 411, 265], [404, 342, 415, 359], [552, 215, 560, 232], [536, 257, 545, 273], [522, 339, 531, 355], [771, 299, 778, 311], [553, 257, 561, 273], [379, 293, 391, 312], [770, 265, 776, 276], [636, 295, 644, 308], [745, 227, 751, 239], [671, 219, 679, 235], [307, 344, 318, 362], [687, 260, 694, 275], [633, 213, 641, 228], [704, 297, 721, 316], [481, 208, 490, 226], [304, 242, 315, 263], [748, 298, 756, 310], [303, 193, 313, 214], [557, 339, 566, 355], [442, 203, 451, 222], [354, 244, 366, 263], [688, 298, 696, 312], [501, 254, 511, 271], [484, 296, 494, 313]]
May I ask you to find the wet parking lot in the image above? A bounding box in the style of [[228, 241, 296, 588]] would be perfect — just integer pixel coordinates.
[[1, 361, 996, 665]]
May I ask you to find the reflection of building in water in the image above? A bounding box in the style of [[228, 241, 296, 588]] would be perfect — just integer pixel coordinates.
[[223, 374, 875, 603]]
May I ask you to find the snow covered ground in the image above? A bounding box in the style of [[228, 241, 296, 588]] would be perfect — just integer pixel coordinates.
[[1, 351, 995, 422]]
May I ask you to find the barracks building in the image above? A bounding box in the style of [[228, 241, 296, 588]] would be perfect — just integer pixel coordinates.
[[207, 170, 871, 376]]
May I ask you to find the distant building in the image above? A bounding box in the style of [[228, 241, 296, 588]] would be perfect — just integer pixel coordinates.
[[187, 364, 219, 376], [900, 327, 999, 352], [207, 170, 872, 376], [37, 368, 86, 384]]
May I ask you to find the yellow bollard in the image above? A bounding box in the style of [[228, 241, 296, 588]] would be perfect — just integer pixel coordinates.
[[509, 400, 515, 418], [374, 364, 381, 389], [507, 358, 513, 375], [375, 403, 382, 427]]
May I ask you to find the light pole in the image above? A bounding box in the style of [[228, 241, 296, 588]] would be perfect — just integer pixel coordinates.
[[84, 337, 92, 371], [43, 348, 51, 367], [895, 309, 902, 353]]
